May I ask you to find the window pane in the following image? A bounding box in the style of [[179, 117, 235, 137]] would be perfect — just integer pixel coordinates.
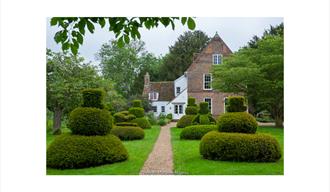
[[161, 106, 165, 112], [174, 105, 178, 114], [152, 106, 157, 112], [176, 87, 180, 94], [204, 74, 212, 89], [179, 105, 183, 114]]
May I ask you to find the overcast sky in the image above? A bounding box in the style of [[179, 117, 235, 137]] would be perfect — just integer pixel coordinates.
[[46, 17, 283, 64]]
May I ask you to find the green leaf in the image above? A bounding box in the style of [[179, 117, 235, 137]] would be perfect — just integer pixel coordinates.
[[50, 18, 58, 26], [70, 44, 78, 55], [99, 18, 106, 28], [124, 34, 130, 44], [54, 31, 62, 43], [78, 19, 86, 35], [76, 32, 83, 44], [117, 36, 124, 48], [62, 41, 70, 50], [181, 17, 187, 25], [187, 17, 196, 30], [86, 20, 95, 33]]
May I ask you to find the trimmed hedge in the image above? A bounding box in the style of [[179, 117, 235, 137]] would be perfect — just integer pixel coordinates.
[[67, 107, 112, 136], [113, 111, 136, 123], [110, 126, 145, 140], [199, 102, 209, 114], [218, 112, 258, 134], [130, 117, 151, 129], [176, 115, 196, 128], [128, 107, 145, 118], [192, 114, 216, 125], [81, 88, 105, 109], [226, 96, 247, 112], [47, 134, 128, 169], [200, 131, 282, 162], [185, 106, 198, 115], [115, 122, 138, 127], [166, 113, 173, 120], [180, 125, 218, 140], [132, 100, 142, 108], [188, 97, 197, 106]]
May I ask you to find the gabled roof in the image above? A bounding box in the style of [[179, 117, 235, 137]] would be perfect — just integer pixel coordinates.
[[150, 81, 174, 101]]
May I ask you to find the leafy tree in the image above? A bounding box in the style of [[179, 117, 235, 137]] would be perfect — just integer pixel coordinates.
[[50, 17, 196, 54], [159, 30, 210, 80], [212, 34, 284, 127], [47, 49, 102, 134]]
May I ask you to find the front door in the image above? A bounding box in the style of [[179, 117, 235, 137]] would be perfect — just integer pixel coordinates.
[[173, 104, 184, 120]]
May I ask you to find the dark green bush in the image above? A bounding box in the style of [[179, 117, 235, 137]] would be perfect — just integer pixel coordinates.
[[115, 122, 138, 127], [192, 114, 216, 125], [166, 113, 173, 120], [130, 117, 151, 129], [187, 97, 197, 106], [158, 118, 167, 126], [176, 115, 196, 128], [146, 112, 157, 125], [200, 115, 210, 124], [200, 131, 282, 162], [47, 134, 128, 169], [128, 107, 145, 118], [67, 107, 112, 136], [226, 96, 247, 112], [113, 111, 136, 123], [199, 102, 209, 114], [132, 100, 142, 108], [218, 112, 258, 133], [180, 125, 218, 140], [81, 88, 105, 109], [185, 106, 198, 115], [110, 126, 145, 140]]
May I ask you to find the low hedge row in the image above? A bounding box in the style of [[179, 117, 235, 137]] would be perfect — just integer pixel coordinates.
[[47, 134, 128, 169], [180, 125, 218, 140], [115, 122, 138, 127], [176, 115, 196, 128], [113, 111, 136, 123], [130, 117, 151, 129], [200, 131, 281, 162], [217, 112, 258, 134], [110, 126, 145, 140], [67, 107, 112, 136]]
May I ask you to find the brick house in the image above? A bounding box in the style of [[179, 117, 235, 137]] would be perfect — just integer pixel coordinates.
[[142, 33, 236, 120]]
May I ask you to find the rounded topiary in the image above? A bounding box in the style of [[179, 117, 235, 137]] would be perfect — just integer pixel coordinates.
[[185, 106, 198, 115], [128, 107, 144, 118], [113, 111, 136, 123], [199, 102, 209, 114], [218, 112, 258, 133], [110, 126, 145, 140], [192, 114, 216, 125], [166, 113, 173, 120], [67, 107, 112, 136], [130, 117, 151, 129], [158, 118, 167, 126], [200, 131, 282, 162], [226, 96, 247, 112], [81, 88, 105, 109], [132, 100, 142, 108], [115, 122, 138, 127], [47, 134, 128, 169], [176, 115, 196, 128], [188, 97, 197, 106], [180, 125, 218, 140]]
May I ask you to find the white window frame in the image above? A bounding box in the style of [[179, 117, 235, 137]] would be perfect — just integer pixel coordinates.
[[176, 87, 181, 94], [161, 106, 165, 113], [149, 92, 159, 101], [213, 54, 222, 65], [203, 74, 212, 90], [152, 106, 157, 112], [204, 97, 212, 114]]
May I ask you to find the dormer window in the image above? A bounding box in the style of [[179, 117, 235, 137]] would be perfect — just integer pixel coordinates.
[[176, 87, 181, 94], [149, 92, 159, 101], [213, 54, 222, 64]]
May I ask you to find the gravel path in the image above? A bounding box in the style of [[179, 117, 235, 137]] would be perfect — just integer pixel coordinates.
[[139, 122, 176, 175]]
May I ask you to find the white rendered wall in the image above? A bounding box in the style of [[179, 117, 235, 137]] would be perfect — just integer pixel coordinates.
[[174, 74, 187, 97]]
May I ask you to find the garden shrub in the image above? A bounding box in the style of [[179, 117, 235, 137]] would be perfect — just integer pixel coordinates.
[[199, 115, 210, 124], [176, 115, 196, 128], [81, 88, 105, 109], [200, 131, 282, 162], [146, 112, 157, 125], [166, 113, 173, 120], [185, 106, 198, 115], [218, 112, 258, 133], [67, 107, 112, 136], [128, 107, 144, 118], [188, 97, 197, 106], [130, 117, 151, 129], [158, 113, 167, 120], [180, 125, 218, 140], [47, 134, 128, 169], [158, 118, 167, 126], [226, 96, 247, 112], [113, 111, 136, 123], [132, 100, 142, 108], [199, 102, 209, 114], [110, 126, 145, 140], [115, 122, 138, 127]]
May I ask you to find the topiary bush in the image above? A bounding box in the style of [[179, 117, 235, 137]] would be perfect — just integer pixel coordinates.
[[110, 126, 145, 140], [130, 117, 151, 129], [113, 111, 136, 123], [185, 106, 198, 115], [180, 125, 218, 140], [128, 107, 145, 118], [47, 134, 128, 169], [176, 115, 196, 128], [81, 88, 105, 109], [199, 102, 209, 114], [218, 112, 258, 134], [67, 107, 112, 136], [188, 97, 197, 106], [226, 96, 247, 112], [200, 131, 282, 162], [166, 113, 173, 120], [158, 118, 167, 126], [115, 122, 138, 127], [132, 100, 142, 108]]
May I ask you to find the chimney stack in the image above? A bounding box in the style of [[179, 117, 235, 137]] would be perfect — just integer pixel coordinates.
[[142, 72, 150, 96]]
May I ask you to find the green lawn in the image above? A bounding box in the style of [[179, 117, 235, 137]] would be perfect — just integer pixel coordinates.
[[47, 125, 160, 175], [171, 126, 284, 175]]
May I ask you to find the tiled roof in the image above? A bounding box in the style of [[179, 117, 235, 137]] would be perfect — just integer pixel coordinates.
[[150, 81, 174, 101]]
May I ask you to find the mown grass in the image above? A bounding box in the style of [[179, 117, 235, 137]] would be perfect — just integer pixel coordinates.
[[46, 125, 160, 175], [171, 126, 284, 175]]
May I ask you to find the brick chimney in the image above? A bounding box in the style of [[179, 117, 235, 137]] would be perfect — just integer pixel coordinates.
[[142, 72, 150, 96]]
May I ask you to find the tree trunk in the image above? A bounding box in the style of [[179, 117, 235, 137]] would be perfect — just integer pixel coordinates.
[[53, 107, 62, 135], [274, 115, 283, 128]]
